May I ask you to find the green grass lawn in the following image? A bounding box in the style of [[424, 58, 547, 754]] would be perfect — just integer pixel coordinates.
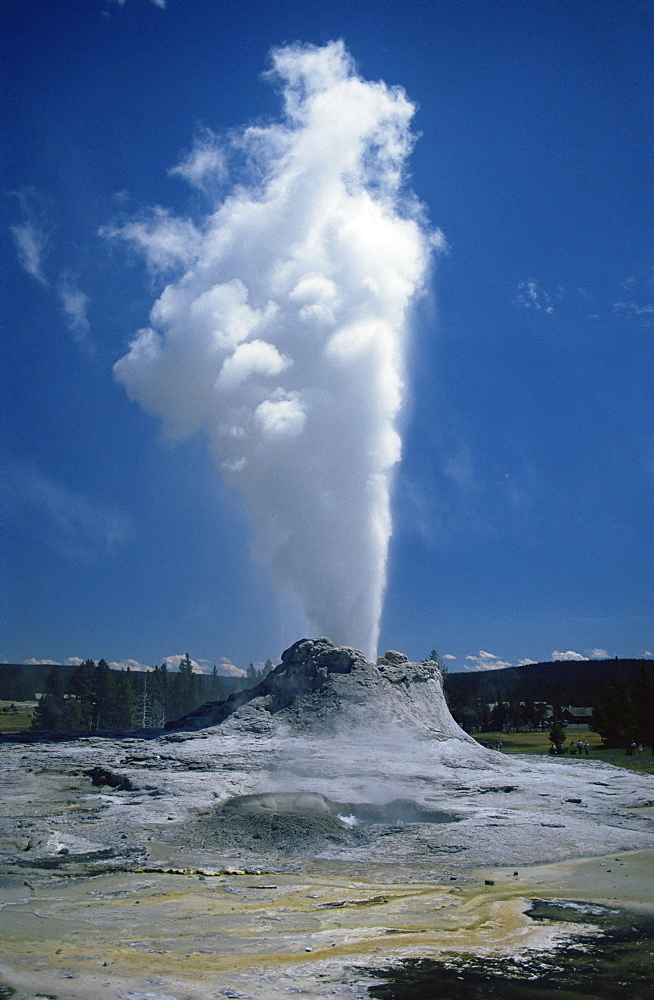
[[0, 701, 36, 734], [474, 728, 654, 775]]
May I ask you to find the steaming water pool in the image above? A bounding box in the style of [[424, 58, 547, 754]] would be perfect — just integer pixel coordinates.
[[331, 798, 461, 827], [220, 791, 461, 826]]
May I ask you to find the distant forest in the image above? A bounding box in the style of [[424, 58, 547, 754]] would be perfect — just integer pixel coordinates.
[[2, 656, 652, 742], [0, 657, 273, 731], [444, 657, 646, 707], [5, 657, 645, 707], [443, 657, 652, 735]]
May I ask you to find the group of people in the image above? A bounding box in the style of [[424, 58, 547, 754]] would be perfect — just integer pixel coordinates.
[[549, 740, 590, 755]]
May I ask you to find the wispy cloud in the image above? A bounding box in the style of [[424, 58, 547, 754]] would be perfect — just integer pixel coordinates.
[[588, 648, 608, 659], [11, 189, 94, 349], [513, 279, 554, 314], [11, 221, 48, 284], [169, 129, 228, 193], [612, 299, 654, 324], [10, 188, 50, 283], [443, 446, 476, 489], [552, 649, 589, 661], [101, 208, 200, 276], [516, 658, 537, 666], [57, 275, 93, 350], [2, 459, 133, 561]]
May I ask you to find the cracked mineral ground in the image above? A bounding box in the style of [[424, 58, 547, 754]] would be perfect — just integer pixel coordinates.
[[1, 639, 653, 999]]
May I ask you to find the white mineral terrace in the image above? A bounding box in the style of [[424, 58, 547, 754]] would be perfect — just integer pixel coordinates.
[[1, 640, 653, 999]]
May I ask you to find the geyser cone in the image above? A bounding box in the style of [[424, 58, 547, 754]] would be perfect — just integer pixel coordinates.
[[167, 636, 475, 747]]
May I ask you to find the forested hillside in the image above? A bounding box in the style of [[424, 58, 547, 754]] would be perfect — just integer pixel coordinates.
[[444, 658, 645, 708], [0, 658, 272, 731], [444, 658, 652, 735]]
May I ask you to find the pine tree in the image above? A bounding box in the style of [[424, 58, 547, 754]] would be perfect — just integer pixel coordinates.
[[31, 665, 66, 730], [632, 661, 654, 746], [549, 717, 567, 753], [67, 659, 95, 729], [114, 668, 137, 729], [93, 659, 114, 729], [173, 654, 198, 717], [591, 666, 635, 747], [210, 665, 227, 703], [149, 664, 168, 726], [31, 666, 63, 730]]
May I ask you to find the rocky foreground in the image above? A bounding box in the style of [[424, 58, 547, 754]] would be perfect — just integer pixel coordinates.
[[1, 638, 653, 999]]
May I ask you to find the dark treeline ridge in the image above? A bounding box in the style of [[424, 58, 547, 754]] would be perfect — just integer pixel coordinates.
[[1, 657, 273, 732], [444, 658, 654, 745], [444, 658, 646, 710]]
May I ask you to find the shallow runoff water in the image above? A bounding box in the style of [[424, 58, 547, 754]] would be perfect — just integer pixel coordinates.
[[366, 899, 654, 1000]]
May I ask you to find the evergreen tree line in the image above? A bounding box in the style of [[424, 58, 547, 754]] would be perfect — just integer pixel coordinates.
[[444, 657, 649, 732], [30, 656, 275, 732], [590, 661, 654, 747], [452, 697, 551, 734], [445, 659, 654, 749]]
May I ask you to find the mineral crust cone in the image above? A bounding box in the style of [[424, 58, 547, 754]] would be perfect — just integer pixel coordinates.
[[166, 636, 475, 746]]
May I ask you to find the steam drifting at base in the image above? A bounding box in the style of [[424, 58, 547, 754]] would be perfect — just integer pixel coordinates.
[[112, 41, 439, 660]]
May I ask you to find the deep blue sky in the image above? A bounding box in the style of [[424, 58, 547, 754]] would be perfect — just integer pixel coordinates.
[[2, 0, 652, 673]]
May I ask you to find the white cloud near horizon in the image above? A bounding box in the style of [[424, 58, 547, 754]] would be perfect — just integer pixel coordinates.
[[588, 648, 608, 659], [110, 40, 440, 661], [18, 654, 245, 675], [552, 650, 589, 661], [464, 650, 513, 671], [21, 657, 85, 667], [161, 653, 245, 676], [108, 658, 151, 672]]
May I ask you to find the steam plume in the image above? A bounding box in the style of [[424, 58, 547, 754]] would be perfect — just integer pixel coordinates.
[[113, 41, 437, 660]]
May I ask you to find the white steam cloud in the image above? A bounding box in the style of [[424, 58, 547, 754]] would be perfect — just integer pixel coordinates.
[[113, 41, 438, 660]]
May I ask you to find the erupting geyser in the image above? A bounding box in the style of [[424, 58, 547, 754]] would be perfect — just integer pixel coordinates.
[[112, 42, 440, 659]]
